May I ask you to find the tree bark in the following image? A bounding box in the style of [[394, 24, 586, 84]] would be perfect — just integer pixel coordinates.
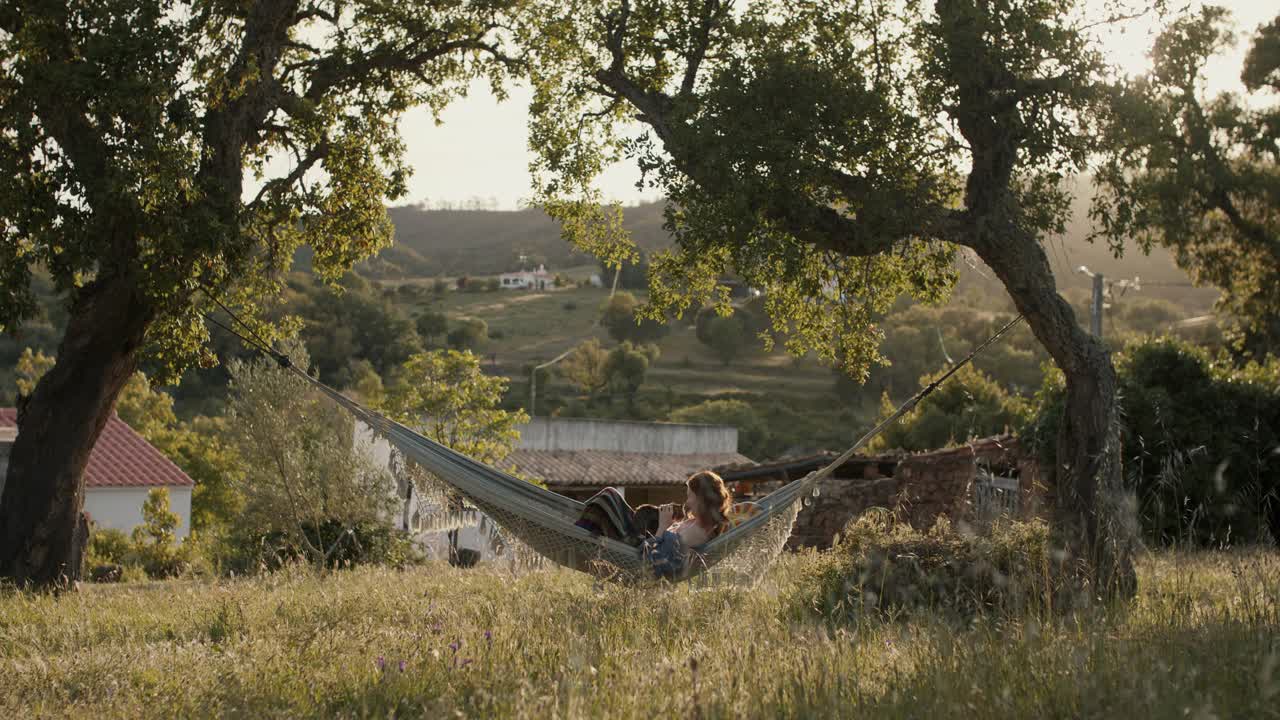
[[973, 220, 1138, 599], [0, 274, 153, 589]]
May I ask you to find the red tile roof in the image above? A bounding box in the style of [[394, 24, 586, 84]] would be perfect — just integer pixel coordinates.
[[0, 408, 194, 488], [506, 449, 753, 488]]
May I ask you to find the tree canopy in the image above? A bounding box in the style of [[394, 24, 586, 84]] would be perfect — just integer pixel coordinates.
[[526, 0, 1150, 592], [0, 0, 528, 587], [1094, 8, 1280, 355]]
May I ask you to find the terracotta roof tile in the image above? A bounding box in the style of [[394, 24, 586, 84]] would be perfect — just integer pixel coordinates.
[[0, 408, 194, 488], [506, 449, 753, 488]]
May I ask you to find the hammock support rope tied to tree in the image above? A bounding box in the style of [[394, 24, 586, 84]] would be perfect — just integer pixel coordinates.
[[204, 295, 1024, 585]]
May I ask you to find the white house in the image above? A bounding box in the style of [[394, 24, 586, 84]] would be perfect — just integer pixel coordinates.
[[498, 264, 553, 290], [0, 408, 194, 539]]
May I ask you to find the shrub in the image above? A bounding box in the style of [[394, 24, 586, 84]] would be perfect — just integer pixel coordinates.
[[562, 300, 578, 312], [219, 520, 417, 574], [790, 511, 1085, 622], [130, 488, 188, 578], [868, 365, 1026, 452], [669, 399, 769, 458], [1023, 336, 1280, 546], [87, 527, 132, 567], [600, 292, 669, 344]]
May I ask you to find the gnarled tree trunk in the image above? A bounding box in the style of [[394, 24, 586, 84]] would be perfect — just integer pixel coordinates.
[[0, 274, 153, 588], [975, 221, 1138, 599]]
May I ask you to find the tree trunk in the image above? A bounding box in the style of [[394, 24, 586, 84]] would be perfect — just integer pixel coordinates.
[[974, 222, 1138, 600], [0, 275, 153, 589]]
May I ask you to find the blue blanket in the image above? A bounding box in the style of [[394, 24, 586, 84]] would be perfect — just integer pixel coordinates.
[[641, 530, 688, 580]]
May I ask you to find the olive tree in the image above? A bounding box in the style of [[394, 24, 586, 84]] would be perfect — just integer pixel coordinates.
[[528, 0, 1147, 594], [1093, 8, 1280, 356], [0, 0, 525, 587]]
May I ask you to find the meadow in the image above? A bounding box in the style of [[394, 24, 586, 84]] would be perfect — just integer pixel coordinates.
[[2, 547, 1276, 719]]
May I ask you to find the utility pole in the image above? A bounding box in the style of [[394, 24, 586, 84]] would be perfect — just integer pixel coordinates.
[[1090, 272, 1104, 338], [1077, 266, 1105, 338]]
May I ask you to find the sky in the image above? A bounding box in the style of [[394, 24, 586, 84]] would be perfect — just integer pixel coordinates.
[[391, 1, 1274, 211]]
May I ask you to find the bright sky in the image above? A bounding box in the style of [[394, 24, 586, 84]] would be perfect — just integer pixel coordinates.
[[395, 1, 1275, 210]]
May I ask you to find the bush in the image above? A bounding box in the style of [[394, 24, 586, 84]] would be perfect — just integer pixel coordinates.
[[868, 365, 1026, 452], [219, 520, 418, 574], [446, 318, 488, 351], [600, 292, 669, 344], [791, 512, 1085, 622], [87, 527, 132, 566], [1023, 336, 1280, 546], [669, 399, 769, 458]]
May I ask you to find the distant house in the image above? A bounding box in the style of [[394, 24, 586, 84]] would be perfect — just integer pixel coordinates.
[[0, 409, 194, 539], [499, 264, 552, 290]]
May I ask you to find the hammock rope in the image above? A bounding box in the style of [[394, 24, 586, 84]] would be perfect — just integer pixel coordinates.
[[203, 291, 1023, 584]]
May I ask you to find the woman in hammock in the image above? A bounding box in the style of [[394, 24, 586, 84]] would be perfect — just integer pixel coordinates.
[[576, 471, 733, 578]]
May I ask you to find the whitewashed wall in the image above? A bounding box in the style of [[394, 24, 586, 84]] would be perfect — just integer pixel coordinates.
[[83, 486, 193, 540]]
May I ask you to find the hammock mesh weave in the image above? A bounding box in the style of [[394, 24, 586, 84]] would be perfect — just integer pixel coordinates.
[[307, 381, 816, 585]]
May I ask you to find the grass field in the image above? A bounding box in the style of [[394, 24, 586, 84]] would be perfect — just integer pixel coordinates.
[[2, 548, 1277, 719]]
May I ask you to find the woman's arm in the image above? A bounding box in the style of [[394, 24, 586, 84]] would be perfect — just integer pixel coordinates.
[[658, 505, 675, 534]]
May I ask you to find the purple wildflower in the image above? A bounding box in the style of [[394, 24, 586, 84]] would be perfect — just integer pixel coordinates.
[[398, 660, 406, 673], [484, 630, 492, 643], [375, 656, 386, 671], [460, 658, 473, 669], [431, 622, 443, 635], [449, 639, 462, 653]]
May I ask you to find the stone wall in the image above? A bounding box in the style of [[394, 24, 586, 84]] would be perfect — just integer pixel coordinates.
[[517, 417, 738, 454], [787, 437, 1043, 550]]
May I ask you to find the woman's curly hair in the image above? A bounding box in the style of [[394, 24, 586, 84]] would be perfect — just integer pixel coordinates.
[[686, 470, 733, 538]]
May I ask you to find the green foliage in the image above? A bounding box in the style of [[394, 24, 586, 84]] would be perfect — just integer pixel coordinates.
[[289, 275, 424, 387], [602, 341, 652, 406], [869, 365, 1027, 453], [0, 0, 524, 380], [381, 350, 527, 465], [531, 0, 1118, 376], [1024, 336, 1280, 546], [13, 347, 54, 397], [599, 291, 669, 344], [86, 527, 131, 568], [793, 512, 1086, 621], [447, 318, 489, 352], [416, 311, 449, 344], [224, 344, 396, 567], [129, 488, 186, 578], [559, 338, 610, 397], [221, 520, 417, 574], [699, 313, 747, 366], [174, 416, 246, 535], [1094, 7, 1280, 355], [597, 250, 649, 290], [668, 399, 768, 458]]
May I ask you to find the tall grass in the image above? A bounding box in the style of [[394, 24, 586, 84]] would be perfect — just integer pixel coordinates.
[[1, 548, 1277, 719]]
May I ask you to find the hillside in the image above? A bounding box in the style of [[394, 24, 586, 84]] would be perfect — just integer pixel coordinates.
[[370, 191, 1216, 313]]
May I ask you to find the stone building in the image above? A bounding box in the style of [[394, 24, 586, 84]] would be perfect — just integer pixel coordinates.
[[716, 435, 1043, 550]]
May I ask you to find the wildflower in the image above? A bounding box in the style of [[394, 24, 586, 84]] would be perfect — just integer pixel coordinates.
[[398, 660, 406, 673], [375, 656, 386, 671], [431, 622, 443, 634], [484, 630, 492, 643], [459, 658, 473, 669], [449, 639, 462, 654]]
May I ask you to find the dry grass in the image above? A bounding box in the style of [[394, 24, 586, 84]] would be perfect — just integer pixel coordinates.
[[1, 546, 1277, 719]]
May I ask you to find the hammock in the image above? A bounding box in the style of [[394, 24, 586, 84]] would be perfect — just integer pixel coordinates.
[[205, 298, 1022, 584]]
